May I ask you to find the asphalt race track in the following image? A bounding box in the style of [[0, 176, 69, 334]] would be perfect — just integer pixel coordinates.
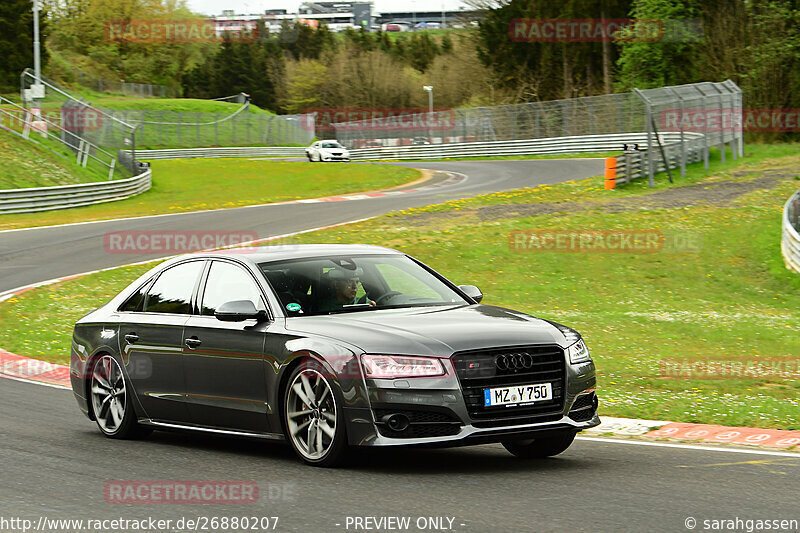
[[0, 159, 602, 293], [2, 158, 799, 532], [2, 378, 798, 532]]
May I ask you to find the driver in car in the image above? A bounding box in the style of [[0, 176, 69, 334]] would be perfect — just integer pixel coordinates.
[[318, 269, 376, 312]]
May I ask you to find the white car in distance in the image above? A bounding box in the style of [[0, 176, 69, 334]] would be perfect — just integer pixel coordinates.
[[306, 140, 350, 162]]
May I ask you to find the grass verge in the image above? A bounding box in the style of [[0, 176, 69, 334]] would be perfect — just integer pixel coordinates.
[[0, 131, 109, 189], [1, 144, 798, 429], [0, 159, 420, 231]]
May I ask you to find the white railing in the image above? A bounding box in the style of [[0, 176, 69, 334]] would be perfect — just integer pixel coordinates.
[[348, 133, 678, 161], [134, 146, 306, 160], [782, 189, 800, 274], [0, 169, 151, 214]]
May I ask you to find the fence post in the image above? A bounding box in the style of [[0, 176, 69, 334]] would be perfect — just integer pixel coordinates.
[[736, 83, 744, 158], [625, 151, 632, 184], [633, 88, 655, 187]]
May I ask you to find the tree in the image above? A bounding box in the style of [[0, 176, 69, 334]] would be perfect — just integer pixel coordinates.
[[476, 0, 631, 101], [615, 0, 703, 90], [0, 0, 49, 90]]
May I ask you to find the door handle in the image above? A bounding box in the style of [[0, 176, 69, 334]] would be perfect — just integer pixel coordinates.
[[184, 337, 202, 349], [124, 333, 139, 344]]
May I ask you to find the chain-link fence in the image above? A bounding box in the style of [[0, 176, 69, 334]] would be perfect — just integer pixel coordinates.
[[332, 93, 649, 148], [102, 107, 315, 149], [73, 70, 179, 98], [635, 80, 743, 184], [20, 69, 139, 177], [331, 82, 742, 158]]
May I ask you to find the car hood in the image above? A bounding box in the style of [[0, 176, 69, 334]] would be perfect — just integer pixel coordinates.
[[320, 147, 348, 154], [284, 304, 566, 356]]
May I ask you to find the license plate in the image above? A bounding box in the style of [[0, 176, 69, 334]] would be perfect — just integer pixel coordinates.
[[484, 383, 553, 407]]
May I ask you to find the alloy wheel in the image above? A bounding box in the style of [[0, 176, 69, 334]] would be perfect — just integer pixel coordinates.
[[90, 355, 127, 434], [286, 368, 338, 461]]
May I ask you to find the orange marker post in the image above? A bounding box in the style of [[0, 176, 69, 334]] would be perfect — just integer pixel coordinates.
[[604, 157, 617, 189]]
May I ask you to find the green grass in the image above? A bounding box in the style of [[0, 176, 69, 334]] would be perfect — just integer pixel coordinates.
[[0, 130, 109, 189], [0, 158, 420, 230], [86, 94, 273, 114], [2, 144, 799, 430]]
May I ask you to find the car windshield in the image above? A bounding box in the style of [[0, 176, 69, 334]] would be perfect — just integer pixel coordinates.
[[259, 254, 467, 316], [321, 142, 342, 148]]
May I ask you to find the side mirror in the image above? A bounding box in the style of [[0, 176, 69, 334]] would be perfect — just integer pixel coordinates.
[[215, 300, 265, 322], [458, 285, 483, 303]]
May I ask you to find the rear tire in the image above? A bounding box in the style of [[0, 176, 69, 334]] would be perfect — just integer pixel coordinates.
[[89, 355, 151, 439], [283, 359, 349, 467], [502, 431, 576, 459]]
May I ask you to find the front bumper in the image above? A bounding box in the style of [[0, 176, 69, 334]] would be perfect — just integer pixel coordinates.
[[347, 409, 600, 447], [345, 356, 598, 447]]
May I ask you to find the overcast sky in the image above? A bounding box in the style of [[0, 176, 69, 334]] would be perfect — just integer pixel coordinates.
[[185, 0, 469, 16]]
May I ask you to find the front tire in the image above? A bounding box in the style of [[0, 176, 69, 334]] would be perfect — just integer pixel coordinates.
[[283, 360, 349, 467], [89, 355, 150, 439], [502, 431, 576, 459]]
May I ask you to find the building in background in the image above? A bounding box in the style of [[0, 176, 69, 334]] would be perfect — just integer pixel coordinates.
[[214, 4, 479, 35]]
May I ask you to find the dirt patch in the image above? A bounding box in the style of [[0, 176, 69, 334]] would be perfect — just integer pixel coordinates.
[[401, 172, 793, 225]]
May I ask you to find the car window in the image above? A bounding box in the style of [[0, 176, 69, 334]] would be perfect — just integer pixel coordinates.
[[321, 142, 341, 148], [376, 263, 440, 299], [120, 280, 151, 312], [144, 261, 204, 314], [201, 261, 266, 316], [259, 254, 466, 316]]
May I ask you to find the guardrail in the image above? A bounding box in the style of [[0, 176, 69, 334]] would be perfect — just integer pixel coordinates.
[[0, 169, 151, 214], [348, 133, 677, 161], [782, 189, 800, 274], [611, 132, 706, 186], [134, 147, 306, 160]]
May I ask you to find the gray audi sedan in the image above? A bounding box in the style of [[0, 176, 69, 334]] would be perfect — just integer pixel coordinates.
[[70, 244, 599, 467]]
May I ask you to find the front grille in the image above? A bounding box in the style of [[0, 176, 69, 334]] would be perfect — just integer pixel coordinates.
[[453, 345, 566, 427], [373, 408, 462, 439], [568, 392, 597, 422]]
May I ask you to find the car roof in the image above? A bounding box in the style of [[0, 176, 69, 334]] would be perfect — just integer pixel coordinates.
[[179, 244, 403, 265]]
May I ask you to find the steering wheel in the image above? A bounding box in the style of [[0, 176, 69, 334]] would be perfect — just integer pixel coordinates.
[[374, 291, 402, 306]]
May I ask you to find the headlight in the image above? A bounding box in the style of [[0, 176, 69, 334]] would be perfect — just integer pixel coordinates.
[[567, 339, 591, 364], [361, 355, 445, 379]]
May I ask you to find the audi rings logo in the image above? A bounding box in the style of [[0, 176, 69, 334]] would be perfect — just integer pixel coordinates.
[[495, 352, 534, 371]]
